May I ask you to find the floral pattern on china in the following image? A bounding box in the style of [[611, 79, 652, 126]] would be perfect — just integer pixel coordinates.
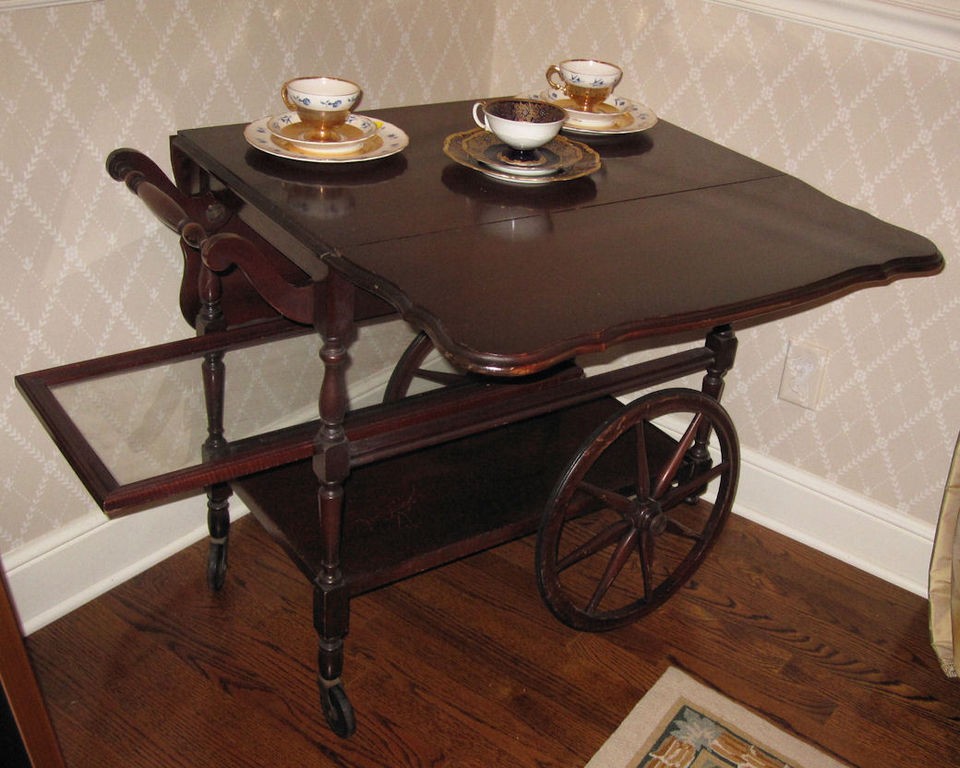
[[244, 115, 409, 164], [527, 91, 658, 135], [266, 112, 378, 156]]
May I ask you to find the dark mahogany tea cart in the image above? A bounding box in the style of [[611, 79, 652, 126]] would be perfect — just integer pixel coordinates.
[[16, 100, 942, 738]]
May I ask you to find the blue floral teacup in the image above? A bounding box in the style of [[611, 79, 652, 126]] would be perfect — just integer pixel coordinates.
[[545, 59, 622, 112], [280, 76, 362, 141]]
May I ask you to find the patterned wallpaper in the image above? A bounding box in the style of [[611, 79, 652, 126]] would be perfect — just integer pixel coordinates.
[[0, 0, 957, 560]]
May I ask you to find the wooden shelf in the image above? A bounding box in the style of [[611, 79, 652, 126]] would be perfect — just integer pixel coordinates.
[[235, 396, 652, 595]]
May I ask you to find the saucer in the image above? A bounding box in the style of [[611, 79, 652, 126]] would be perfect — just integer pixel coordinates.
[[266, 113, 378, 156], [245, 116, 408, 163], [548, 92, 631, 129], [460, 131, 584, 178], [531, 90, 658, 135], [444, 129, 600, 185]]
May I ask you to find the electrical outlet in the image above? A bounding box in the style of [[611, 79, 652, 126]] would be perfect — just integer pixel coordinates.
[[778, 340, 828, 410]]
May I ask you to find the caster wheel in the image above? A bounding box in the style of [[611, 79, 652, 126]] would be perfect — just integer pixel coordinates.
[[206, 541, 228, 591], [536, 388, 739, 632], [321, 682, 356, 738]]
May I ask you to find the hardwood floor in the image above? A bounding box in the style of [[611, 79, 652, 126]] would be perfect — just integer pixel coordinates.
[[26, 511, 960, 767]]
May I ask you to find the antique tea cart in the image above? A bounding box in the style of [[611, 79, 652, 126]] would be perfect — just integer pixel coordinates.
[[16, 100, 942, 738]]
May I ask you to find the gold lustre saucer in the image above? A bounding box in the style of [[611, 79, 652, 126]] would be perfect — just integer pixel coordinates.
[[244, 116, 409, 164], [267, 113, 378, 156], [443, 129, 600, 185]]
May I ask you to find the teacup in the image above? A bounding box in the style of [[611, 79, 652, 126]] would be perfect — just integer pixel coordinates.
[[280, 76, 362, 141], [472, 98, 566, 155], [545, 59, 622, 112]]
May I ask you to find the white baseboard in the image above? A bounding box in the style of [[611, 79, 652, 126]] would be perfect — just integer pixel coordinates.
[[732, 446, 934, 597], [2, 498, 245, 636], [4, 403, 933, 636]]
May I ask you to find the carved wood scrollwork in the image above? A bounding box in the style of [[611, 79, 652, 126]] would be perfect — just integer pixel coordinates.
[[106, 148, 314, 330]]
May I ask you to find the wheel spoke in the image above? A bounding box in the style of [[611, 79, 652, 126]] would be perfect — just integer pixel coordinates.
[[558, 485, 605, 523], [556, 518, 633, 572], [657, 461, 729, 512], [578, 480, 634, 517], [639, 527, 655, 599], [664, 515, 705, 540], [634, 422, 651, 499], [586, 527, 640, 614], [384, 331, 465, 402], [413, 368, 464, 386], [653, 412, 705, 497]]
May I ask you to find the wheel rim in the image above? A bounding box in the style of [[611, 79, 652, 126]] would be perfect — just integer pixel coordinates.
[[536, 388, 739, 631], [383, 331, 467, 403]]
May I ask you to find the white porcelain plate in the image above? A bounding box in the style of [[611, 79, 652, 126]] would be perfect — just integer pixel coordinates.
[[245, 115, 408, 163], [529, 90, 658, 135]]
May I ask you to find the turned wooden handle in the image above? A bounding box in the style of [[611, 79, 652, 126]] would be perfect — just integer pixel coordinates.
[[134, 179, 206, 247], [108, 149, 206, 247]]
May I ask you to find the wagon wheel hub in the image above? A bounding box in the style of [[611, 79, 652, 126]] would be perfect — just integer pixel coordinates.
[[636, 499, 667, 536]]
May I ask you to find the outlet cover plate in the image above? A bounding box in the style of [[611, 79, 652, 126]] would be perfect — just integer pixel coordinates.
[[779, 340, 828, 409]]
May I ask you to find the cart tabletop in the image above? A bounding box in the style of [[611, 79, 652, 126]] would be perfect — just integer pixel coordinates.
[[173, 99, 943, 375]]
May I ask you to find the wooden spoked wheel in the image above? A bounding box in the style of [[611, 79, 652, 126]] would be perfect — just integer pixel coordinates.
[[536, 388, 739, 632], [382, 331, 467, 403]]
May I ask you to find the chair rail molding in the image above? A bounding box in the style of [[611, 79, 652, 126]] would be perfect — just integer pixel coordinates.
[[710, 0, 960, 59], [0, 0, 96, 10]]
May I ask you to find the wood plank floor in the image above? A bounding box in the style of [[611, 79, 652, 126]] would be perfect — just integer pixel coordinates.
[[26, 511, 960, 767]]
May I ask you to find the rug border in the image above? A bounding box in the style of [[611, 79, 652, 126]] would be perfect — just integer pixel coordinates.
[[585, 667, 850, 768]]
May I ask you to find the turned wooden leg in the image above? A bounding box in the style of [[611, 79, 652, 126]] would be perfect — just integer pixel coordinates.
[[197, 266, 232, 590], [312, 272, 356, 737], [700, 325, 737, 403], [205, 481, 231, 591], [683, 325, 738, 501]]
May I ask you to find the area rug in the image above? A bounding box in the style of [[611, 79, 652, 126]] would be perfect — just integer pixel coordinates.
[[586, 668, 851, 768]]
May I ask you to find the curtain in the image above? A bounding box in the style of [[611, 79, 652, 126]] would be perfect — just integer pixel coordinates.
[[929, 430, 960, 678]]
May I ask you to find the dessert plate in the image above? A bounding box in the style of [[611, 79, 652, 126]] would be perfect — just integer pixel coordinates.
[[245, 116, 408, 163], [530, 90, 658, 135], [444, 129, 600, 185]]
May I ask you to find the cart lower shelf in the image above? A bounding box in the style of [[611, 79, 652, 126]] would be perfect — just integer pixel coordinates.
[[233, 395, 665, 596]]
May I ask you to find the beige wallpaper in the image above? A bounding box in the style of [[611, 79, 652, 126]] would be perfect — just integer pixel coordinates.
[[0, 1, 957, 561]]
